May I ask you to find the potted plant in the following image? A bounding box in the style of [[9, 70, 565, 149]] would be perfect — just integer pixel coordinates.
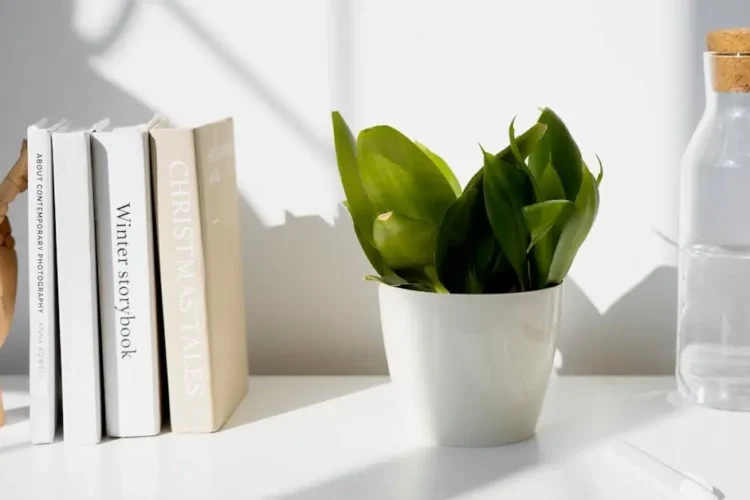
[[331, 108, 602, 446]]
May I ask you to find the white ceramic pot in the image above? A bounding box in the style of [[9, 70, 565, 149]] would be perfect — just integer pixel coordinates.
[[378, 283, 562, 447]]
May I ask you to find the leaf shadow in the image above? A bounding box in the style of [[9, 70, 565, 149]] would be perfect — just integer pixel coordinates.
[[240, 201, 386, 375], [0, 0, 154, 374], [558, 266, 677, 375], [277, 378, 673, 499]]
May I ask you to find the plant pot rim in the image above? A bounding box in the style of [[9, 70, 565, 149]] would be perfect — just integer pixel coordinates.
[[378, 281, 563, 298]]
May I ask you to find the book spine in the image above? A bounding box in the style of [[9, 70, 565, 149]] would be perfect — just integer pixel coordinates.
[[151, 129, 214, 433], [93, 130, 162, 437], [52, 131, 102, 444], [27, 126, 58, 444], [194, 119, 248, 430]]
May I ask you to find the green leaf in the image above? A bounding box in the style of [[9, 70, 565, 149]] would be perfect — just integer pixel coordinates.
[[466, 269, 484, 294], [525, 176, 572, 286], [523, 200, 574, 252], [434, 170, 487, 292], [482, 144, 535, 206], [398, 283, 437, 292], [484, 262, 518, 293], [472, 226, 500, 281], [538, 108, 584, 201], [496, 122, 547, 164], [508, 116, 525, 165], [547, 169, 599, 285], [538, 165, 566, 201], [331, 112, 389, 276], [364, 275, 434, 292], [364, 274, 408, 286], [522, 162, 543, 203], [435, 124, 548, 293], [529, 236, 551, 289], [415, 141, 462, 197], [372, 211, 438, 271], [483, 157, 532, 290], [357, 126, 458, 225], [595, 154, 604, 186], [528, 134, 550, 180], [434, 169, 506, 293], [424, 266, 450, 294], [508, 119, 543, 202]]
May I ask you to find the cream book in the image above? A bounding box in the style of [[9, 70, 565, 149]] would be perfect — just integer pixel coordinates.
[[92, 117, 163, 437], [28, 118, 66, 444], [150, 118, 248, 433], [52, 123, 106, 444]]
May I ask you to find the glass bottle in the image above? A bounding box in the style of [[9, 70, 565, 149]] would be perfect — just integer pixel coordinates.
[[678, 30, 750, 409]]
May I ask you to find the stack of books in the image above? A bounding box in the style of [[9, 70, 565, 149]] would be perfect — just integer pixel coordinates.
[[28, 117, 249, 444]]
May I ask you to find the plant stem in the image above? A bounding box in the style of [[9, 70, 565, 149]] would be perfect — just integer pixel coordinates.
[[425, 266, 450, 294]]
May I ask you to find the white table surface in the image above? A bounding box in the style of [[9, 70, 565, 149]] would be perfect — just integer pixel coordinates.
[[0, 375, 743, 499]]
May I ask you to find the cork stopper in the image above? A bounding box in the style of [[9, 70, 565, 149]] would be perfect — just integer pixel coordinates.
[[707, 28, 750, 53], [707, 28, 750, 92]]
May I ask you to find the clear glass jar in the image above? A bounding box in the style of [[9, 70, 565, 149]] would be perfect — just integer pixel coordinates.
[[678, 53, 750, 409]]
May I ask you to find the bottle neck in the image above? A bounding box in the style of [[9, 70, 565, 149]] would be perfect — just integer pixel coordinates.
[[705, 90, 750, 113]]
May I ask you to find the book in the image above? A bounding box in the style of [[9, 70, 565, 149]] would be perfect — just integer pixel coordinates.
[[92, 117, 163, 437], [52, 124, 105, 444], [27, 119, 66, 444], [150, 118, 248, 433]]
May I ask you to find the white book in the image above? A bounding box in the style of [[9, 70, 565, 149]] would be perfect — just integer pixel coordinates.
[[27, 119, 66, 444], [52, 124, 106, 444], [92, 117, 163, 437]]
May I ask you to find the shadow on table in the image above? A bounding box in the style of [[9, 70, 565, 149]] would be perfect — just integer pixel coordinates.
[[279, 383, 674, 500], [0, 403, 31, 457], [2, 406, 29, 426], [0, 441, 30, 458], [0, 378, 29, 393], [222, 378, 388, 431], [281, 443, 542, 500]]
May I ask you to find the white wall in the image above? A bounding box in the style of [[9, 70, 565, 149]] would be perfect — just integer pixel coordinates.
[[0, 0, 748, 375]]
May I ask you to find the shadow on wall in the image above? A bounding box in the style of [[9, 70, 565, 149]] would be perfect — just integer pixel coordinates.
[[0, 0, 384, 376], [3, 0, 746, 376], [558, 266, 677, 375], [161, 0, 384, 374], [0, 0, 382, 376], [0, 0, 153, 373], [240, 202, 386, 375]]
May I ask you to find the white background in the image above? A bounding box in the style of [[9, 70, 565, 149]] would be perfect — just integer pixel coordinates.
[[0, 0, 748, 375]]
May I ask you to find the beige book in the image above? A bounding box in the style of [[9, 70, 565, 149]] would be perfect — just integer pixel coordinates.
[[150, 118, 248, 433]]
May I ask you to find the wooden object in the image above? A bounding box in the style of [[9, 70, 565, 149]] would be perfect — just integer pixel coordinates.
[[707, 28, 750, 53], [0, 140, 28, 427], [707, 28, 750, 92]]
